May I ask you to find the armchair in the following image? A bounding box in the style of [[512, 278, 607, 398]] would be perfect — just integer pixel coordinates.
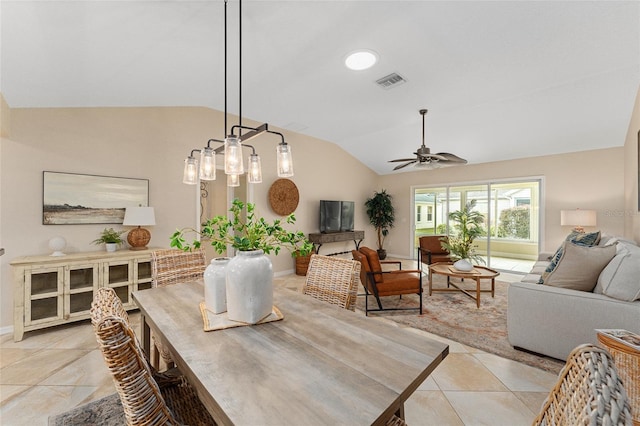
[[352, 246, 423, 315], [418, 235, 451, 266]]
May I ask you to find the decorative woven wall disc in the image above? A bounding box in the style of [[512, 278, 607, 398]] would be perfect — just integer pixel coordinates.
[[268, 179, 299, 216]]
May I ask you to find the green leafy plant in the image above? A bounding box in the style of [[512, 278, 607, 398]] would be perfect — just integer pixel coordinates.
[[170, 199, 313, 256], [440, 199, 485, 264], [364, 189, 395, 252], [91, 227, 126, 245]]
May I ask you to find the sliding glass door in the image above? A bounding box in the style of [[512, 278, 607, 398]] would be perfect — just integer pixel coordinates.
[[413, 179, 541, 272]]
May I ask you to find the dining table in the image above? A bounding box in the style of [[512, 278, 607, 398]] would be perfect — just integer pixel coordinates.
[[132, 281, 449, 426]]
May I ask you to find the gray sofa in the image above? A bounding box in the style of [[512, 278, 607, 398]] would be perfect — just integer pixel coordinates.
[[507, 236, 640, 361]]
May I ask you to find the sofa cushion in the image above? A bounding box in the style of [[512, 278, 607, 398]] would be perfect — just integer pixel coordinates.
[[539, 230, 602, 284], [598, 243, 640, 302], [544, 241, 616, 292]]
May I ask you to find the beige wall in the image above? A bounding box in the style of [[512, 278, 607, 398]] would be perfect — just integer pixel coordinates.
[[0, 104, 377, 330], [1, 94, 637, 332], [624, 86, 640, 242], [379, 147, 626, 259]]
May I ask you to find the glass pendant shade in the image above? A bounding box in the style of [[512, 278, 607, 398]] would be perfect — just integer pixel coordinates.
[[227, 173, 240, 187], [247, 154, 262, 183], [183, 156, 199, 185], [224, 135, 244, 175], [199, 147, 216, 181], [277, 144, 294, 177]]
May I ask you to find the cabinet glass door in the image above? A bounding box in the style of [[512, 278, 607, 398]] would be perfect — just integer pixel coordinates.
[[27, 267, 63, 324], [136, 260, 153, 291], [66, 264, 99, 318], [105, 260, 133, 306]]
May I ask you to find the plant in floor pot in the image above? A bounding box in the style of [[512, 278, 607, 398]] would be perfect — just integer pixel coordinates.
[[364, 189, 395, 260], [440, 199, 486, 271], [171, 199, 312, 324], [91, 228, 126, 252]]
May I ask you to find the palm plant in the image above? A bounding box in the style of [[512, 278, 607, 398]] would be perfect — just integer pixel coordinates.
[[440, 199, 485, 264]]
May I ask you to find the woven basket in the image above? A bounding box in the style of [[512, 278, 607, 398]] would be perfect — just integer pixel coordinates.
[[598, 332, 640, 425], [295, 254, 311, 276]]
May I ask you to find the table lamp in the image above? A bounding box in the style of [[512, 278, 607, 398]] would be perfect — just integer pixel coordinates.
[[123, 207, 156, 250], [560, 209, 596, 233]]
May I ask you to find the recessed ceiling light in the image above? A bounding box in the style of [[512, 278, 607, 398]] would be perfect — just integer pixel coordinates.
[[344, 50, 378, 71]]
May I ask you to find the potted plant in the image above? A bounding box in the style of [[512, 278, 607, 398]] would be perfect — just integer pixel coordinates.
[[171, 198, 312, 323], [364, 189, 395, 260], [440, 199, 485, 270], [91, 227, 126, 252]]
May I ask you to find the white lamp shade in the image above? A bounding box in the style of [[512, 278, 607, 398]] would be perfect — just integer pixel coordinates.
[[560, 209, 596, 227], [123, 207, 156, 226]]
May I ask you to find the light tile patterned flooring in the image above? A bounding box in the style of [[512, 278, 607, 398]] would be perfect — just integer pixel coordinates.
[[0, 271, 559, 426]]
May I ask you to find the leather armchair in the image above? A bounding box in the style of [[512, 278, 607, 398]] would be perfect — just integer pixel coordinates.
[[419, 235, 452, 265]]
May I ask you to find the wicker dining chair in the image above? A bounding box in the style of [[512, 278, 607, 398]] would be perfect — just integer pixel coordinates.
[[151, 248, 207, 368], [533, 343, 633, 426], [90, 287, 215, 426], [302, 254, 361, 311]]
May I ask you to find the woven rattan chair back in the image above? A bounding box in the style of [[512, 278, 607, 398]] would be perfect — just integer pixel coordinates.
[[533, 343, 633, 426], [91, 287, 179, 425], [151, 248, 206, 288], [302, 255, 361, 311]]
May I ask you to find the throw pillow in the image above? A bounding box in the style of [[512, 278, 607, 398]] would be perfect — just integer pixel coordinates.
[[598, 243, 640, 301], [539, 230, 602, 284], [544, 241, 616, 292]]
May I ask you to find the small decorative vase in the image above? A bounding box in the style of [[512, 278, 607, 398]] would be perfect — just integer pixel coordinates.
[[204, 257, 230, 314], [105, 243, 117, 252], [226, 250, 273, 324], [453, 258, 473, 272]]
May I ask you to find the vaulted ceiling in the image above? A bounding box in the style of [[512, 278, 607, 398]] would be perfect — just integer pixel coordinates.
[[2, 0, 639, 174]]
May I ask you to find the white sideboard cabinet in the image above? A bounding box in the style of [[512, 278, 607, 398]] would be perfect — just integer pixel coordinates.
[[11, 248, 156, 341]]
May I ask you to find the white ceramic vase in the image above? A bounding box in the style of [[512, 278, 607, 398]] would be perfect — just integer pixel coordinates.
[[204, 257, 230, 314], [105, 243, 117, 252], [225, 250, 273, 324], [453, 258, 473, 272]]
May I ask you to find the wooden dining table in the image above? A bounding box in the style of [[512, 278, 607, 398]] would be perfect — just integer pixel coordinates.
[[132, 281, 449, 426]]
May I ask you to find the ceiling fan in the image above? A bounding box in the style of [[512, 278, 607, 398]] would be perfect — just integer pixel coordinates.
[[389, 109, 467, 171]]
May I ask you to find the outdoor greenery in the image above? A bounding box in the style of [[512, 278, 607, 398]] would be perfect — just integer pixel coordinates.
[[364, 189, 395, 252], [439, 199, 485, 264], [497, 206, 530, 239], [170, 199, 313, 256], [91, 227, 126, 245]]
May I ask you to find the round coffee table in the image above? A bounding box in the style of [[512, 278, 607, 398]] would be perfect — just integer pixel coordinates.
[[428, 262, 500, 308]]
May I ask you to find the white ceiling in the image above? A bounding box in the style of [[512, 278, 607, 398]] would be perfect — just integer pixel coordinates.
[[2, 0, 639, 175]]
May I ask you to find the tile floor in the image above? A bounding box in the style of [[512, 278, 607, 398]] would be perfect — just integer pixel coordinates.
[[0, 271, 559, 426]]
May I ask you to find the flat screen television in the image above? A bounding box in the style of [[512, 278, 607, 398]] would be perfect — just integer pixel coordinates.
[[320, 200, 354, 233]]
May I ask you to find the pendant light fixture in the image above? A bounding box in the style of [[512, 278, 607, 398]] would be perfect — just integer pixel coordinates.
[[182, 0, 294, 186]]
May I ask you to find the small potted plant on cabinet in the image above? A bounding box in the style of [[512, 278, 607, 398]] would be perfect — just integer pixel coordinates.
[[364, 189, 395, 260], [92, 227, 126, 252]]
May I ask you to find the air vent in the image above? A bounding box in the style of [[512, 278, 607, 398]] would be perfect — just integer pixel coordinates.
[[375, 72, 407, 89]]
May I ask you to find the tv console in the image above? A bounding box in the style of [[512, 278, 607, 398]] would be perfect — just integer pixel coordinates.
[[308, 231, 364, 256]]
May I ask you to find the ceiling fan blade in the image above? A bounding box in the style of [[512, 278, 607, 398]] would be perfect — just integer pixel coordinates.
[[435, 152, 468, 163], [389, 158, 418, 163], [393, 160, 416, 170]]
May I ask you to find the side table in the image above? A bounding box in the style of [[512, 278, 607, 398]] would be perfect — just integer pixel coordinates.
[[596, 329, 640, 425]]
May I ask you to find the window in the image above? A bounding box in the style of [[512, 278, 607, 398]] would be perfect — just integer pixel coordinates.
[[416, 205, 422, 222]]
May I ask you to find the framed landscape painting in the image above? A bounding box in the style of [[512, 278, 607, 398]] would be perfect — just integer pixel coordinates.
[[43, 172, 149, 225]]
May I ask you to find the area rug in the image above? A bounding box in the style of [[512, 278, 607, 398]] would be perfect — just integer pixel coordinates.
[[48, 393, 124, 426], [356, 276, 565, 374]]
